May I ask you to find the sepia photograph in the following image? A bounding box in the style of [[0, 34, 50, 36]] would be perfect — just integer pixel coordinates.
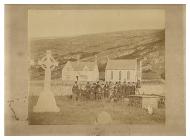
[[27, 9, 165, 125], [4, 4, 185, 136]]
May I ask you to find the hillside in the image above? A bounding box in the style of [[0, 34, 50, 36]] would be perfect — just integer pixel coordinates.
[[30, 29, 165, 80]]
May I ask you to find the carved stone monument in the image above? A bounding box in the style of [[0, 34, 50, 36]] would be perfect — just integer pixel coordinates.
[[33, 50, 60, 112]]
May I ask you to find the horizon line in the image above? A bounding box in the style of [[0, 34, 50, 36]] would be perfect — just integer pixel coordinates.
[[30, 28, 165, 41]]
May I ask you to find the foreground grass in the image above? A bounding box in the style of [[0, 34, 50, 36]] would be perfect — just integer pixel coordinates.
[[28, 96, 165, 125]]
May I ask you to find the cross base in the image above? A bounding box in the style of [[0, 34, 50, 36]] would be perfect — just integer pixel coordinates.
[[33, 89, 60, 112]]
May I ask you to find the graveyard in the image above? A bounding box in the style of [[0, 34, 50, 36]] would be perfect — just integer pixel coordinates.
[[29, 95, 165, 125], [28, 50, 165, 125], [28, 79, 165, 125]]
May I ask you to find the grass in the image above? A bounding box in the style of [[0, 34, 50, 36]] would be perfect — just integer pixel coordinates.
[[28, 96, 165, 125], [28, 79, 165, 125]]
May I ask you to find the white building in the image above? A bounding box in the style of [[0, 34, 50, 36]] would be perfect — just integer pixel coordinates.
[[62, 56, 99, 82], [105, 59, 142, 82]]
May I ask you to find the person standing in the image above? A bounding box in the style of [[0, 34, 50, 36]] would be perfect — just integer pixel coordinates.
[[131, 82, 136, 95], [96, 81, 102, 100], [85, 82, 91, 100], [103, 81, 109, 99], [129, 82, 135, 95], [126, 82, 131, 97], [122, 81, 126, 98], [129, 82, 133, 95], [117, 81, 122, 99], [72, 81, 79, 101]]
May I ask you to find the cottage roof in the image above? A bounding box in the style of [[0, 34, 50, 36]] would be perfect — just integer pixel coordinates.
[[106, 59, 137, 70], [69, 61, 96, 71]]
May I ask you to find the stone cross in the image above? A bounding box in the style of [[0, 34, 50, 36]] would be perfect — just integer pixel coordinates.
[[38, 50, 58, 90], [33, 50, 60, 112]]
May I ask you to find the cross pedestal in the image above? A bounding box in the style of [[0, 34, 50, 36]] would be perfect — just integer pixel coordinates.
[[33, 50, 60, 112]]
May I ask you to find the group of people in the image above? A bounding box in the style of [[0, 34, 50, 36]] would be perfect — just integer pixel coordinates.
[[72, 80, 140, 102]]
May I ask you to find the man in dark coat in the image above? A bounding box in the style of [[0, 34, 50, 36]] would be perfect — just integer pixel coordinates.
[[95, 81, 102, 100], [72, 81, 79, 101], [85, 82, 91, 100], [103, 81, 109, 98], [117, 81, 122, 99], [131, 82, 136, 95], [122, 81, 127, 98], [126, 82, 131, 96]]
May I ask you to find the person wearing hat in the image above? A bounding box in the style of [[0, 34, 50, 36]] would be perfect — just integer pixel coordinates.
[[85, 82, 91, 100], [96, 81, 102, 100], [122, 81, 127, 98], [72, 81, 79, 101], [103, 81, 109, 99], [131, 82, 136, 95], [117, 81, 122, 100]]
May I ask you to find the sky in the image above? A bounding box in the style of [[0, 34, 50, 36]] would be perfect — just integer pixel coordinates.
[[28, 9, 165, 39]]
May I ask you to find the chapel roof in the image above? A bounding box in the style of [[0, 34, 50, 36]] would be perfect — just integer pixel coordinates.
[[69, 61, 97, 71], [106, 59, 137, 70]]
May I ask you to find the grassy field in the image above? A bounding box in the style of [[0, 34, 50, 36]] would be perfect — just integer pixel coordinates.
[[29, 96, 165, 125], [29, 79, 165, 125]]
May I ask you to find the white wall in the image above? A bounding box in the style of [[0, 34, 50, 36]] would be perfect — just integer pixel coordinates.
[[62, 61, 99, 82], [62, 69, 99, 82], [105, 70, 137, 82], [62, 70, 77, 81]]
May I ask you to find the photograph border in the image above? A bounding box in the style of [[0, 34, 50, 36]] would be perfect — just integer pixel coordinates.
[[4, 4, 186, 136]]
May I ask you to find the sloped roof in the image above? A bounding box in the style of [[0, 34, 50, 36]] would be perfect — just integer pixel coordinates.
[[70, 61, 96, 71], [106, 59, 137, 70]]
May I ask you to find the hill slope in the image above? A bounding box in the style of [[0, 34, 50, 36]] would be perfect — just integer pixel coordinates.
[[30, 29, 165, 80]]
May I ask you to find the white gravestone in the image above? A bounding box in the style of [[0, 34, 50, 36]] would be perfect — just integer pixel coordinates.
[[33, 50, 60, 112], [95, 111, 113, 124]]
